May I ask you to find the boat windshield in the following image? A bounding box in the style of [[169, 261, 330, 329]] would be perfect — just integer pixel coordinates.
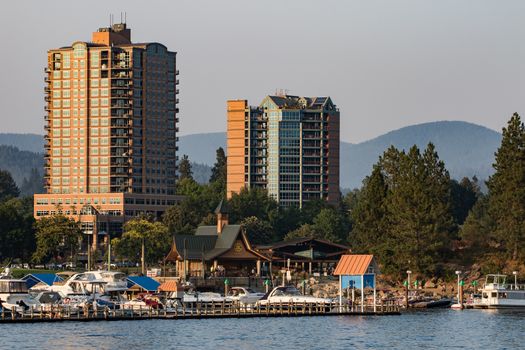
[[273, 287, 301, 296], [101, 272, 126, 282], [485, 274, 507, 287]]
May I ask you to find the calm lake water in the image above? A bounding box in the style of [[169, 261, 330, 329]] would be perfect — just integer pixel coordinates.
[[2, 309, 524, 349]]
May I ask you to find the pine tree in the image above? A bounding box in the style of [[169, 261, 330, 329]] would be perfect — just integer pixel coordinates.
[[350, 165, 387, 254], [0, 169, 20, 202], [210, 147, 227, 187], [377, 143, 455, 275], [177, 154, 193, 181], [487, 113, 525, 261], [20, 168, 44, 196]]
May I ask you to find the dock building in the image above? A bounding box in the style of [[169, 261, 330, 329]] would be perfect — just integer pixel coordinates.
[[226, 95, 340, 207], [34, 23, 181, 249]]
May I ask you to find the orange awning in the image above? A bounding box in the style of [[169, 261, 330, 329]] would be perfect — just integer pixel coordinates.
[[333, 254, 374, 275]]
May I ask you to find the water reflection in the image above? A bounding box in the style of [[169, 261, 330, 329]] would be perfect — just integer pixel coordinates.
[[2, 310, 524, 350]]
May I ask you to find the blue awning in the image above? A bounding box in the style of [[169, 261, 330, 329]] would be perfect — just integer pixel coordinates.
[[127, 276, 160, 292], [22, 273, 63, 288]]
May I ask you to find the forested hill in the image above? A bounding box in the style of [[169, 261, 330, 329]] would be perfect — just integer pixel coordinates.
[[0, 121, 501, 191], [0, 145, 44, 195], [0, 133, 44, 154], [178, 121, 501, 189], [341, 121, 501, 189]]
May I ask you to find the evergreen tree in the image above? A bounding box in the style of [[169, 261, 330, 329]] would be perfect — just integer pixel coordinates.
[[0, 169, 20, 202], [350, 165, 387, 253], [449, 177, 479, 225], [377, 143, 455, 275], [240, 216, 274, 245], [20, 168, 44, 196], [459, 195, 496, 265], [0, 197, 35, 261], [487, 113, 525, 260], [285, 224, 315, 241], [228, 187, 278, 224], [311, 207, 350, 243], [209, 147, 227, 190], [177, 155, 193, 181]]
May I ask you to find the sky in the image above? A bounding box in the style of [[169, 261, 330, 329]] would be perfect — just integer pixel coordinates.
[[0, 0, 523, 143]]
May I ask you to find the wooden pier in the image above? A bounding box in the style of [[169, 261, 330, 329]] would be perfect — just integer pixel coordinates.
[[0, 301, 400, 324]]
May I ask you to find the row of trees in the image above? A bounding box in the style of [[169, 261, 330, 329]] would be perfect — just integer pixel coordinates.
[[2, 114, 525, 279]]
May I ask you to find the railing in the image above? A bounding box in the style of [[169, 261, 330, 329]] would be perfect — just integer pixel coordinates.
[[0, 300, 400, 323]]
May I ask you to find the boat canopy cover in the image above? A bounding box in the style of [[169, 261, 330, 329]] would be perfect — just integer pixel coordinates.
[[23, 273, 64, 288], [127, 276, 160, 292]]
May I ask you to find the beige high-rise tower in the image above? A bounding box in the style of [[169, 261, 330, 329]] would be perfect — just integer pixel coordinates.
[[34, 23, 181, 250]]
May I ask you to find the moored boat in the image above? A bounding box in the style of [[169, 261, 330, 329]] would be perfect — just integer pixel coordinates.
[[473, 274, 525, 309]]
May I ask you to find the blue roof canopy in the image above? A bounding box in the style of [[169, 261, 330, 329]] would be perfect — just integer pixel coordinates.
[[127, 276, 160, 292], [22, 273, 63, 288]]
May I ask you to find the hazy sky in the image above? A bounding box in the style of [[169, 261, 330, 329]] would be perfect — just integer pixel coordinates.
[[0, 0, 523, 143]]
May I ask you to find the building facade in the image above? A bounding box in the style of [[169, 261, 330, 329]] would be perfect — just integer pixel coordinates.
[[34, 23, 181, 248], [227, 95, 340, 207]]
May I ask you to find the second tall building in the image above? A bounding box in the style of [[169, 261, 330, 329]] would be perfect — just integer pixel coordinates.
[[227, 95, 340, 208]]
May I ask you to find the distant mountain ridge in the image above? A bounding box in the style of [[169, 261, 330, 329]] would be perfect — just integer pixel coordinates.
[[178, 121, 501, 189], [341, 121, 501, 188], [0, 121, 502, 190]]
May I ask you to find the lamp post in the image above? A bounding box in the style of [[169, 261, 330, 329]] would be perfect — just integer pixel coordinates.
[[513, 271, 518, 290], [455, 270, 461, 302], [406, 270, 412, 290]]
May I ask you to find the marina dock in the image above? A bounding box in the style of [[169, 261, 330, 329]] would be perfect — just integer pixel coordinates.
[[0, 301, 400, 324]]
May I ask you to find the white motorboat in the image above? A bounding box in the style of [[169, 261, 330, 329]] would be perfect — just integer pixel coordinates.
[[182, 291, 225, 303], [38, 271, 127, 297], [0, 268, 41, 314], [226, 287, 265, 305], [256, 286, 333, 307], [473, 274, 525, 309], [37, 271, 131, 310]]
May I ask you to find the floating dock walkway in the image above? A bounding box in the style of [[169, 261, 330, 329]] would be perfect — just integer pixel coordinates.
[[0, 301, 400, 324]]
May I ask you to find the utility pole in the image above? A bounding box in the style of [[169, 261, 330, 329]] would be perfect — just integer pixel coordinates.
[[141, 236, 145, 275]]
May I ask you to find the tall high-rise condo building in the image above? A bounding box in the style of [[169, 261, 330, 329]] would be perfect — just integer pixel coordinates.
[[34, 23, 181, 248], [227, 95, 340, 208]]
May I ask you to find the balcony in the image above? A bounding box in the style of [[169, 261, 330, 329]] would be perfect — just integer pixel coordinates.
[[111, 102, 132, 109], [111, 140, 130, 147], [111, 72, 132, 79]]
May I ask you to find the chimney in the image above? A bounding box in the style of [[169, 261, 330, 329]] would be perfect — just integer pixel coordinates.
[[214, 200, 229, 235]]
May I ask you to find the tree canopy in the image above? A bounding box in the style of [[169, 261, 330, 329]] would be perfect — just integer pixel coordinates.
[[112, 218, 171, 265], [32, 214, 82, 263], [0, 169, 20, 202], [487, 113, 525, 261]]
